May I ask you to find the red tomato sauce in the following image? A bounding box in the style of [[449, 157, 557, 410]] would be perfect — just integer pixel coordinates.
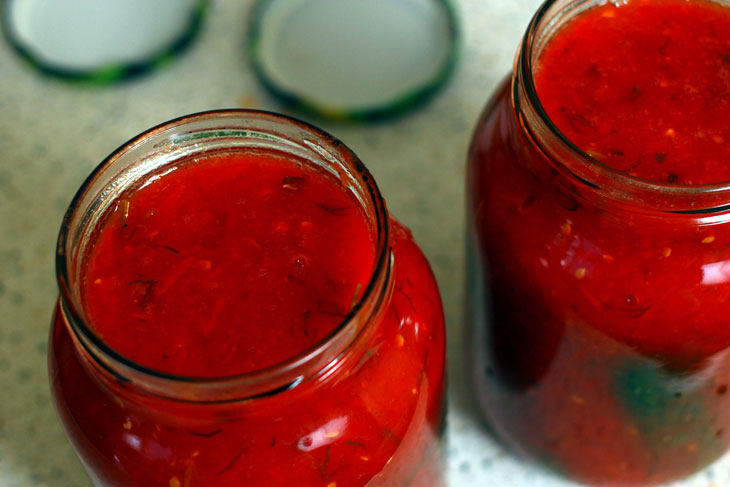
[[83, 150, 375, 377], [51, 148, 446, 486], [536, 0, 730, 185], [468, 1, 730, 484]]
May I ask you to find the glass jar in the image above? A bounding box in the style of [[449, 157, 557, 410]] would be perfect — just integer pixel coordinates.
[[50, 110, 445, 487], [467, 1, 730, 485]]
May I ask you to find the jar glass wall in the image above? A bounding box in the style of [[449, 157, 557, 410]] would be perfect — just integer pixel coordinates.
[[50, 110, 446, 486], [467, 1, 730, 485]]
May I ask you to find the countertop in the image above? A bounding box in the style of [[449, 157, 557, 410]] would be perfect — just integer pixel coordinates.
[[0, 1, 728, 486]]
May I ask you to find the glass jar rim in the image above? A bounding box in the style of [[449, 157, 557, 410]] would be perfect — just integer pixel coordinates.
[[517, 0, 730, 213], [55, 109, 392, 402]]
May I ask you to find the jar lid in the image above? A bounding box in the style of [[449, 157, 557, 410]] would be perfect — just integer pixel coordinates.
[[247, 0, 459, 121], [1, 0, 208, 83]]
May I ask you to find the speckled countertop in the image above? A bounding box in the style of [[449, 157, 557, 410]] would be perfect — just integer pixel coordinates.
[[0, 1, 728, 486]]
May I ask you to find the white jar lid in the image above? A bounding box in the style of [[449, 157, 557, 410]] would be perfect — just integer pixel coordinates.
[[2, 0, 208, 83], [247, 0, 459, 120]]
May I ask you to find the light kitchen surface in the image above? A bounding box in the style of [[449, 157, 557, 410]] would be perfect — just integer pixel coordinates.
[[0, 1, 727, 485]]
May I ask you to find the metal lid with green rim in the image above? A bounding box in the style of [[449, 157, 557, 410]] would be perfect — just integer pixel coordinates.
[[247, 0, 459, 121], [1, 0, 208, 84]]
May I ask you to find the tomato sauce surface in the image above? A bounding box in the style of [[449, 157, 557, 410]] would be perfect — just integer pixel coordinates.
[[536, 0, 730, 185], [83, 151, 375, 377]]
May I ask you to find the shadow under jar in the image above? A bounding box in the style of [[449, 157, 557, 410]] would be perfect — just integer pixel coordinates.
[[467, 0, 730, 485], [50, 110, 445, 487]]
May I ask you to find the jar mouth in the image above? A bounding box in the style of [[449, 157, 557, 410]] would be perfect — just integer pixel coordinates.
[[517, 0, 730, 213], [56, 109, 392, 402]]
